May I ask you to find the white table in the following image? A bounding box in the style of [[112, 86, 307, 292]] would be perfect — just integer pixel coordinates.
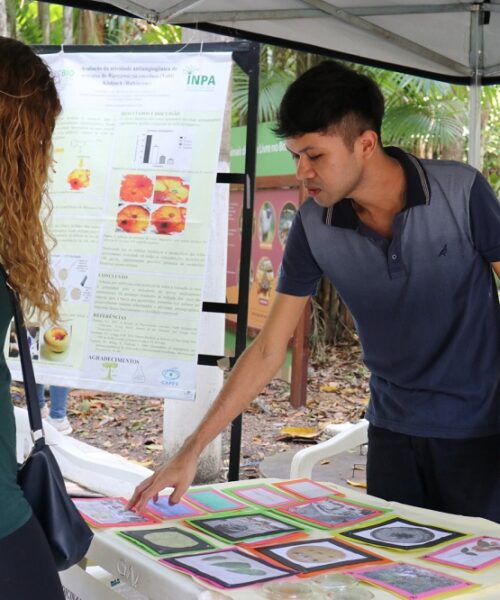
[[61, 479, 500, 600]]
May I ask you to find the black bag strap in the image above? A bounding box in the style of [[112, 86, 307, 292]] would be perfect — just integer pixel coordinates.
[[1, 266, 45, 449]]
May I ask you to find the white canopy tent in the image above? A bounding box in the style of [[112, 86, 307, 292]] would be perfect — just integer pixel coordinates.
[[49, 0, 500, 167]]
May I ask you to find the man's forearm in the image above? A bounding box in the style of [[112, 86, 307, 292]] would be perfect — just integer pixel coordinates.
[[180, 336, 286, 456]]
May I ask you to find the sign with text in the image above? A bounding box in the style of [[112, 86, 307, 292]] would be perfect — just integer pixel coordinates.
[[6, 50, 231, 399]]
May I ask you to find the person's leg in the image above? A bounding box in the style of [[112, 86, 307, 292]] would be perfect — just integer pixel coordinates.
[[48, 385, 69, 419], [420, 434, 500, 523], [366, 424, 428, 508], [36, 383, 45, 409], [0, 515, 65, 600]]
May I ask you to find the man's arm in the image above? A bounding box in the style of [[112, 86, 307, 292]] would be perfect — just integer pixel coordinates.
[[127, 292, 310, 511], [492, 261, 500, 278]]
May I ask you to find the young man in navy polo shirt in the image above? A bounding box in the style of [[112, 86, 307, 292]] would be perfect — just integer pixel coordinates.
[[129, 61, 500, 523]]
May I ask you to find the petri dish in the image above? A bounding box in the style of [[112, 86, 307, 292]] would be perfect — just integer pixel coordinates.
[[311, 573, 359, 591], [332, 588, 374, 600], [262, 581, 316, 599]]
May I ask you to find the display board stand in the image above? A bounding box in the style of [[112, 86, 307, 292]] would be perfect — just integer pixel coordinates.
[[35, 40, 260, 482]]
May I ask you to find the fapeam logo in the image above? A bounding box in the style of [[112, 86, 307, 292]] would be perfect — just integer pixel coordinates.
[[161, 367, 181, 386]]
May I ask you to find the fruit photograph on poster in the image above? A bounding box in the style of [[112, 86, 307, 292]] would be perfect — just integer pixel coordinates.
[[115, 173, 189, 236]]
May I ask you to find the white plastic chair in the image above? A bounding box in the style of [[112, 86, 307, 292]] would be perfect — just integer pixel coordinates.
[[14, 406, 153, 497], [290, 418, 368, 478]]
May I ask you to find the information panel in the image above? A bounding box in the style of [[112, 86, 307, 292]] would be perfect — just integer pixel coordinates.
[[7, 50, 231, 400]]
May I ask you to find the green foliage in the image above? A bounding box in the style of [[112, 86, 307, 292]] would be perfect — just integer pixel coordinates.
[[15, 1, 42, 43], [13, 1, 181, 47], [232, 46, 297, 126]]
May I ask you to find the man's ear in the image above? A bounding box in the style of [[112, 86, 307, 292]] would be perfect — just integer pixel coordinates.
[[357, 130, 378, 158]]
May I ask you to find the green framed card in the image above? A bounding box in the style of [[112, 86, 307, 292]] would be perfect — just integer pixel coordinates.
[[185, 510, 306, 543], [118, 525, 216, 557], [185, 488, 249, 512]]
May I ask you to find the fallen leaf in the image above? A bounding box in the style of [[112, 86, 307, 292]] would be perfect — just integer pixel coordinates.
[[277, 426, 321, 442], [346, 479, 367, 489], [144, 443, 163, 451], [320, 383, 338, 392]]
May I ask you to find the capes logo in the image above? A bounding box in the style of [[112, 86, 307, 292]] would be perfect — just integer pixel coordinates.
[[186, 71, 216, 86], [161, 368, 180, 386]]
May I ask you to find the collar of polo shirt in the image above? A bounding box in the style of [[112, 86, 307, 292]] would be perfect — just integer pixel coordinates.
[[323, 146, 431, 228]]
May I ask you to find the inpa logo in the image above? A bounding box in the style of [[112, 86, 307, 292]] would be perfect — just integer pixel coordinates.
[[161, 368, 180, 386], [184, 66, 216, 86]]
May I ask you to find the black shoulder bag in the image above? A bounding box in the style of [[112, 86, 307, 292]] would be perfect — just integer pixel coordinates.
[[7, 277, 94, 571]]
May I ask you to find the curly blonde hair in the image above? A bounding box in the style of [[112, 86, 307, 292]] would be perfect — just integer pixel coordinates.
[[0, 37, 61, 322]]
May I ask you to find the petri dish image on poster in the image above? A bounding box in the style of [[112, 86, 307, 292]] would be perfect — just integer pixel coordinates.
[[256, 257, 274, 305], [279, 203, 297, 247], [259, 202, 276, 247]]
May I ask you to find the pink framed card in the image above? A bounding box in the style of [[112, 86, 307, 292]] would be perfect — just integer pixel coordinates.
[[73, 497, 159, 528], [146, 496, 204, 520], [225, 483, 296, 508], [350, 562, 477, 599], [274, 478, 344, 499], [423, 536, 500, 572], [276, 496, 385, 530]]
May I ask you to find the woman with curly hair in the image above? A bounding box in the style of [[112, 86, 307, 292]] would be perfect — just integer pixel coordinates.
[[0, 37, 64, 598]]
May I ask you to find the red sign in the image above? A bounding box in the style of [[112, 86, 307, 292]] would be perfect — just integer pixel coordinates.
[[227, 188, 299, 332]]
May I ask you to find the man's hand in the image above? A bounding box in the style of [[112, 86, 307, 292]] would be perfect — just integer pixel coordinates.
[[127, 448, 198, 513]]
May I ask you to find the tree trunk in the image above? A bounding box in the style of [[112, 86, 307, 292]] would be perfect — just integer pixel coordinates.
[[0, 0, 15, 37], [77, 10, 102, 45], [38, 2, 50, 44], [63, 6, 74, 44], [0, 0, 8, 37]]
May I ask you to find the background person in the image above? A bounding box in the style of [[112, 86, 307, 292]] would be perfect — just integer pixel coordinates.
[[37, 384, 72, 434], [129, 60, 500, 524], [0, 36, 65, 599]]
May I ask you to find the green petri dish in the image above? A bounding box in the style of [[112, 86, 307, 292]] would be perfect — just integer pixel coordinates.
[[262, 581, 316, 599]]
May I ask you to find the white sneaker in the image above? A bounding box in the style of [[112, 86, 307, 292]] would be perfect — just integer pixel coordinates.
[[45, 415, 73, 435], [40, 405, 49, 419]]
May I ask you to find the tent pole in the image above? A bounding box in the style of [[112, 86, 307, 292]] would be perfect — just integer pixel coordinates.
[[468, 3, 483, 169], [468, 77, 481, 169]]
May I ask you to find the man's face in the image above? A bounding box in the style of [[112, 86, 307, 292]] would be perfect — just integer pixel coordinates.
[[286, 131, 364, 207]]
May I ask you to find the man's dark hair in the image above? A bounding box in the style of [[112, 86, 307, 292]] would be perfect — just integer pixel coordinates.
[[275, 60, 384, 148]]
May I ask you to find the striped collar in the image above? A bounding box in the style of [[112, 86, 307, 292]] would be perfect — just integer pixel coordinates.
[[323, 146, 431, 228]]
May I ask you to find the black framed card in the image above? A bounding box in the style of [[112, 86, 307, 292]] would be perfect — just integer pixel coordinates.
[[340, 517, 465, 551], [252, 537, 389, 574], [161, 548, 295, 589], [186, 511, 304, 543]]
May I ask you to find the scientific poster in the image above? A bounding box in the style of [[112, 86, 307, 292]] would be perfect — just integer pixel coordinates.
[[6, 50, 231, 399]]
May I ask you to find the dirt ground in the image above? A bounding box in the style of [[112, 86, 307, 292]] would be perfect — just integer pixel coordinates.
[[12, 343, 369, 481]]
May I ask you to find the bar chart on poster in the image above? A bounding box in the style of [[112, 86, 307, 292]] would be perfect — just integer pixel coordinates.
[[134, 128, 194, 170]]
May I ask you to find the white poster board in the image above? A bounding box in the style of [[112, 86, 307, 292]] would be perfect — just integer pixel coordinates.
[[6, 50, 231, 400]]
